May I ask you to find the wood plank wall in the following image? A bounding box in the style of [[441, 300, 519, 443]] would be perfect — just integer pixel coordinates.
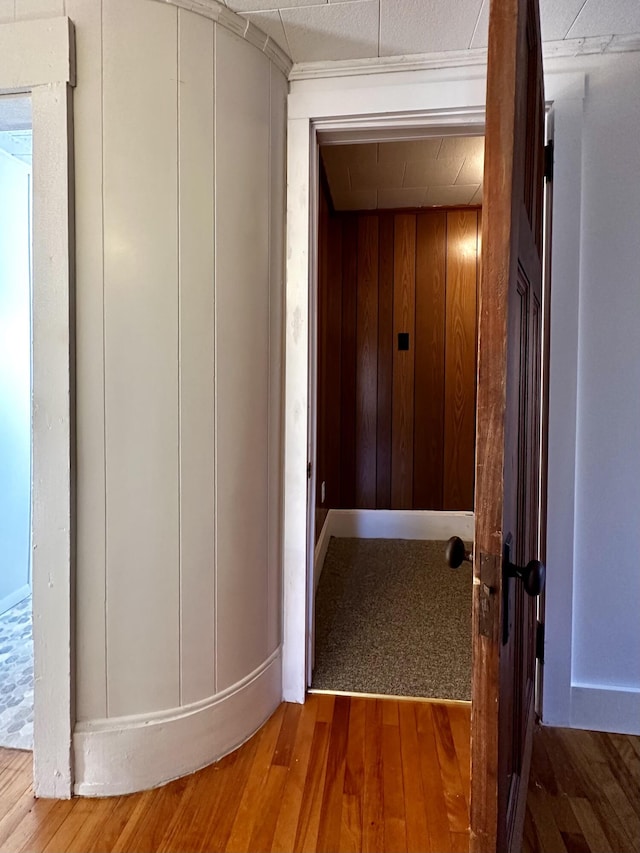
[[316, 181, 480, 520]]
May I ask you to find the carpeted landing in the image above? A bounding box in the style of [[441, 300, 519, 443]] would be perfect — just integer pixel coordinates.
[[312, 538, 472, 701]]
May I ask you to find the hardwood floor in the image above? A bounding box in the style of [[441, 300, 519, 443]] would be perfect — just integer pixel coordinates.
[[523, 724, 640, 853], [0, 696, 638, 853]]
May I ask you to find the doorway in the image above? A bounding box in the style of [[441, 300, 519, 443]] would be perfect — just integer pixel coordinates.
[[0, 95, 33, 751], [309, 136, 482, 702]]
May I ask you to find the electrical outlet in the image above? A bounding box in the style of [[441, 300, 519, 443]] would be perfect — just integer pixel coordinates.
[[321, 481, 326, 504]]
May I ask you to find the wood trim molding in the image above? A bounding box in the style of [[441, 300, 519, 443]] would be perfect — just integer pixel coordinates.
[[73, 650, 282, 796], [0, 17, 77, 799], [0, 17, 75, 90], [151, 0, 292, 77], [289, 34, 640, 82]]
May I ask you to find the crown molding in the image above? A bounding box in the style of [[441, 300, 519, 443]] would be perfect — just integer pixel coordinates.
[[151, 0, 293, 77], [289, 33, 640, 81]]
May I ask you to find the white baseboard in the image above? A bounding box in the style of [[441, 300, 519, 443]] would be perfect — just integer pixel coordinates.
[[314, 513, 333, 591], [0, 583, 31, 616], [568, 683, 640, 736], [314, 508, 474, 588], [73, 649, 282, 796]]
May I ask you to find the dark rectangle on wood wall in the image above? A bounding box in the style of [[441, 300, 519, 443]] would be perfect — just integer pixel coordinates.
[[355, 215, 379, 508], [325, 214, 343, 508], [414, 211, 446, 510], [391, 214, 417, 509], [376, 214, 394, 509], [340, 216, 358, 508], [443, 209, 478, 510]]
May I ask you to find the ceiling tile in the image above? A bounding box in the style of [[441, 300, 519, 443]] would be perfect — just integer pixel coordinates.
[[378, 138, 442, 164], [324, 162, 351, 197], [567, 0, 640, 38], [438, 135, 484, 160], [332, 189, 377, 210], [323, 143, 378, 168], [377, 188, 427, 209], [244, 11, 290, 52], [425, 185, 479, 206], [456, 154, 483, 185], [470, 185, 483, 204], [469, 0, 489, 48], [228, 0, 323, 12], [538, 0, 587, 41], [380, 0, 483, 56], [404, 157, 461, 188], [281, 1, 379, 62], [350, 162, 404, 191]]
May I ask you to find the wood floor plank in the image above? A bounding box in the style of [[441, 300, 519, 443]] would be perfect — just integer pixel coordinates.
[[570, 797, 614, 853], [398, 702, 429, 853], [111, 777, 191, 853], [446, 703, 471, 811], [316, 696, 350, 853], [293, 720, 331, 852], [271, 696, 318, 853], [382, 721, 407, 852], [362, 699, 385, 853], [415, 703, 454, 853], [524, 725, 640, 853], [4, 704, 638, 853], [1, 798, 65, 853], [225, 705, 286, 853], [339, 696, 366, 853], [430, 703, 468, 834], [159, 740, 257, 853]]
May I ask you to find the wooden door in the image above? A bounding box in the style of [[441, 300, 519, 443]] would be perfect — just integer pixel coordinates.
[[471, 0, 546, 850]]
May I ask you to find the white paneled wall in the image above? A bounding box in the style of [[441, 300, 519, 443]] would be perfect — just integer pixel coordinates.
[[5, 0, 286, 793], [102, 0, 181, 718]]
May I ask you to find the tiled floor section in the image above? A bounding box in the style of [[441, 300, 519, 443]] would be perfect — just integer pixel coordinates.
[[0, 595, 33, 750]]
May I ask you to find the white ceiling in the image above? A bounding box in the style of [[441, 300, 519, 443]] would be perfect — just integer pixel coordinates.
[[321, 136, 484, 210], [220, 0, 640, 63]]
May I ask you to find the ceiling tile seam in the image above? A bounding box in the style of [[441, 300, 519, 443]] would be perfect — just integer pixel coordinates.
[[468, 0, 485, 49], [277, 9, 293, 59], [565, 0, 590, 39]]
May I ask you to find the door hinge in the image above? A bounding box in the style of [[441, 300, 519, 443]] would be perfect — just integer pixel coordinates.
[[536, 620, 545, 662], [544, 140, 554, 182], [307, 462, 312, 479]]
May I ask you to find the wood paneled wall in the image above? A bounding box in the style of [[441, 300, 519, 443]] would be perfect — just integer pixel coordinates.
[[317, 184, 480, 517]]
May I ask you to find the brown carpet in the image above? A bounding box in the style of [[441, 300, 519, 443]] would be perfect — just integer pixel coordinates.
[[312, 538, 472, 700]]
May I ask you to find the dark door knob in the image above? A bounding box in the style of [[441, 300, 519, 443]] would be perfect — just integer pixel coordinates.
[[507, 558, 545, 597], [445, 536, 473, 569]]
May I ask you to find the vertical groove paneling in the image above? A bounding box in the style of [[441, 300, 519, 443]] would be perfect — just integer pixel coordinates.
[[443, 209, 478, 511], [268, 65, 287, 654], [316, 179, 329, 522], [214, 28, 271, 692], [376, 215, 394, 508], [340, 216, 358, 508], [355, 215, 379, 508], [391, 214, 416, 509], [317, 207, 479, 515], [66, 0, 107, 721], [102, 0, 180, 715], [414, 211, 446, 510], [177, 9, 215, 706], [325, 215, 343, 508]]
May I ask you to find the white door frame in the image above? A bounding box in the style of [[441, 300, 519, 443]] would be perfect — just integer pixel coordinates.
[[0, 17, 76, 797], [282, 63, 585, 707], [283, 66, 489, 703]]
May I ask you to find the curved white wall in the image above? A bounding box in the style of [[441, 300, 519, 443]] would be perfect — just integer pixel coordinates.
[[12, 0, 289, 794]]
